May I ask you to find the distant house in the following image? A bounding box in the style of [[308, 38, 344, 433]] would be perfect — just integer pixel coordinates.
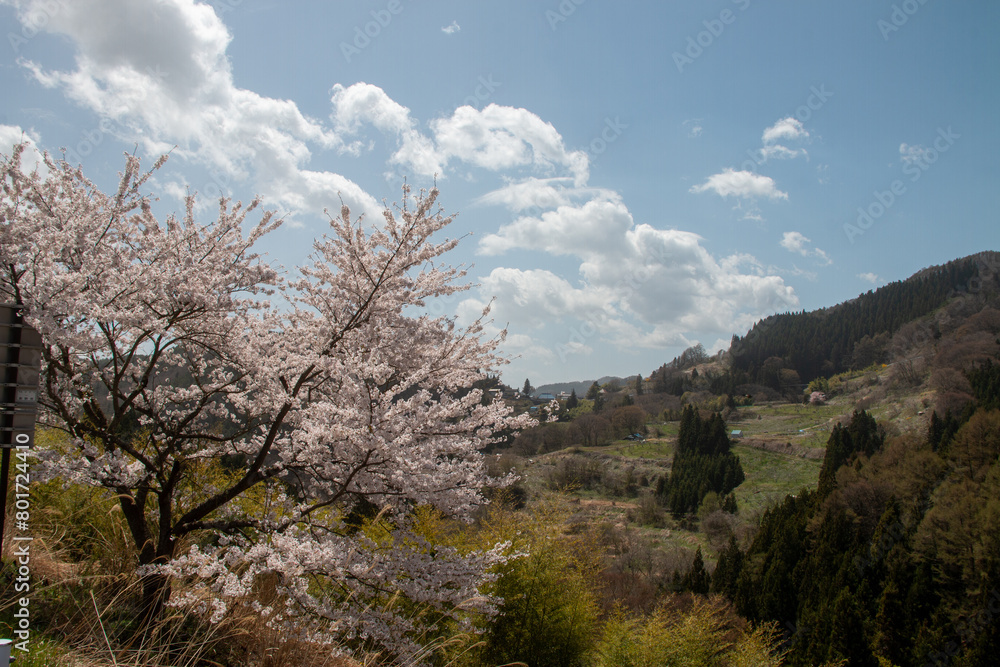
[[536, 392, 556, 401], [730, 430, 743, 439]]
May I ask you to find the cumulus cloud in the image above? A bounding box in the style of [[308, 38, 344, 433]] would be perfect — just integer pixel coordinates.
[[326, 85, 590, 185], [441, 21, 461, 34], [423, 104, 589, 182], [8, 0, 591, 219], [469, 187, 799, 354], [690, 169, 788, 200], [9, 0, 385, 219], [780, 231, 832, 264], [477, 178, 575, 211], [858, 272, 880, 284], [478, 195, 632, 257]]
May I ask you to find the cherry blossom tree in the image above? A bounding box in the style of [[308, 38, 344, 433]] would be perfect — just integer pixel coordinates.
[[0, 144, 529, 656]]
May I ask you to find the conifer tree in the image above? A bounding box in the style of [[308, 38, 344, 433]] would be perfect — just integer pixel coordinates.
[[566, 388, 579, 410], [683, 547, 711, 595]]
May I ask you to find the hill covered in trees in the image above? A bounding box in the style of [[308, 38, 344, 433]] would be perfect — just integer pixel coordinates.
[[727, 252, 998, 390], [719, 360, 1000, 666]]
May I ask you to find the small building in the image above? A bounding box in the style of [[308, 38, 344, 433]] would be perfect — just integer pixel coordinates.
[[730, 430, 743, 439]]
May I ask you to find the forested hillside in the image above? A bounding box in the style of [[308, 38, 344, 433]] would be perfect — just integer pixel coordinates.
[[722, 360, 1000, 666], [728, 252, 997, 389]]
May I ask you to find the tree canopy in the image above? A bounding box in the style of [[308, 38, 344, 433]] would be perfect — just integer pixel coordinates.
[[0, 145, 529, 656]]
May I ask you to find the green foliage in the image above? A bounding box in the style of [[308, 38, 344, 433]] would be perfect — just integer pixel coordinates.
[[593, 600, 785, 667], [470, 503, 601, 667], [725, 353, 1000, 667], [967, 359, 1000, 411], [567, 388, 579, 409], [657, 406, 745, 516], [729, 256, 981, 387], [712, 536, 743, 598], [817, 410, 884, 497], [682, 547, 711, 595], [806, 377, 830, 395]]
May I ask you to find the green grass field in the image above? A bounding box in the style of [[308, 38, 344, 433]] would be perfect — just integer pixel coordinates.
[[731, 402, 844, 449], [603, 438, 674, 460], [731, 443, 822, 515]]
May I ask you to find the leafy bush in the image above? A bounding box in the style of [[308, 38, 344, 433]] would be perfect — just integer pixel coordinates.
[[594, 598, 786, 667], [466, 503, 602, 667]]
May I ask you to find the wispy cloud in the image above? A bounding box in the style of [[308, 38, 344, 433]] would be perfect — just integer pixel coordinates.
[[857, 272, 880, 284], [762, 117, 809, 144], [690, 169, 788, 200], [780, 231, 832, 265], [683, 119, 703, 138], [442, 20, 461, 34]]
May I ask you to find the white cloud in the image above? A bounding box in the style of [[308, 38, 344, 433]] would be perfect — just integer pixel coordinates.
[[424, 104, 589, 183], [9, 0, 388, 220], [760, 144, 805, 161], [473, 189, 799, 353], [752, 117, 811, 163], [683, 119, 703, 138], [441, 21, 461, 34], [858, 272, 880, 284], [330, 83, 414, 136], [0, 125, 44, 173], [780, 231, 810, 254], [326, 86, 590, 185], [780, 231, 832, 265], [762, 117, 809, 144], [478, 195, 632, 257], [476, 177, 574, 211], [690, 169, 788, 200]]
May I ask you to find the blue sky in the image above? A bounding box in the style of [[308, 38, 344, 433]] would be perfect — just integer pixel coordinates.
[[2, 0, 997, 386]]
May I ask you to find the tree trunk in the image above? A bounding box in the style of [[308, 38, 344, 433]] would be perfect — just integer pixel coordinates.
[[118, 489, 176, 630], [138, 570, 172, 628]]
